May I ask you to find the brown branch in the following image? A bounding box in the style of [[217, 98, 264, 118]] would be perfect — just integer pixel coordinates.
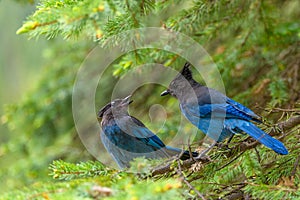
[[176, 159, 206, 200], [58, 171, 84, 175], [245, 182, 298, 192], [270, 108, 300, 113], [151, 156, 210, 176], [291, 155, 300, 177], [277, 116, 300, 131], [224, 184, 246, 200], [237, 115, 300, 152], [216, 151, 245, 171], [125, 0, 139, 27], [27, 20, 58, 31], [151, 115, 299, 176], [187, 137, 195, 162], [254, 147, 262, 163]]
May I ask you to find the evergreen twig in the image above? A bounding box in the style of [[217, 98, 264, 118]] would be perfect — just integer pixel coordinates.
[[151, 115, 298, 176], [176, 159, 206, 200]]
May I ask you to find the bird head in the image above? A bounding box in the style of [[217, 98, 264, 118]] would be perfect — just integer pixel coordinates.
[[98, 95, 133, 118], [161, 62, 194, 98]]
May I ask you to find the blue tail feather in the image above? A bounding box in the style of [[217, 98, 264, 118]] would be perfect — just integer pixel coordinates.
[[238, 122, 288, 155]]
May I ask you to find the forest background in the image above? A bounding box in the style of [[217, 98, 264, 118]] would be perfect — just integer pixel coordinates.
[[0, 0, 299, 199]]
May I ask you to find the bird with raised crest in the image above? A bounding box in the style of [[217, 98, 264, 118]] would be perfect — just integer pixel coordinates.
[[161, 62, 288, 155]]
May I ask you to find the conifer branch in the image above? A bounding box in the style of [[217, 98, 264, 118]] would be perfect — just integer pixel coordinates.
[[176, 159, 206, 200], [291, 155, 300, 177], [151, 115, 299, 176], [278, 116, 300, 131]]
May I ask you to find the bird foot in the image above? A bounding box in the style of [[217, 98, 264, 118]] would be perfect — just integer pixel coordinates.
[[217, 142, 231, 151], [195, 141, 217, 160]]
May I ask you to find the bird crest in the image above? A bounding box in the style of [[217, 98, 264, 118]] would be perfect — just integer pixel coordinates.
[[180, 62, 193, 80], [98, 103, 112, 118]]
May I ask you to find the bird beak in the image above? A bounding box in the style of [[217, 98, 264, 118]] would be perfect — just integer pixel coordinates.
[[123, 95, 133, 105], [160, 90, 170, 96]]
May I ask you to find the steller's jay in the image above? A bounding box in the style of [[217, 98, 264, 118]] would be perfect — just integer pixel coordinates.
[[161, 62, 288, 155], [97, 95, 198, 168]]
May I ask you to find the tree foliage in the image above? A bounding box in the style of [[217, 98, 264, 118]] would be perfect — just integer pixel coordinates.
[[2, 0, 300, 199]]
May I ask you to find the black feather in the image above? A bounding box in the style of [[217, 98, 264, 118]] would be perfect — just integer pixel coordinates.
[[98, 103, 111, 118], [180, 62, 193, 80]]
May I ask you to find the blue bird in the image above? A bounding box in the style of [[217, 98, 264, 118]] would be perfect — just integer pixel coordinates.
[[98, 95, 198, 169], [161, 62, 288, 155]]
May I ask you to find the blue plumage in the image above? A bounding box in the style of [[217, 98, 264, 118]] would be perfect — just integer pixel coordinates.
[[98, 95, 198, 169], [161, 62, 288, 155]]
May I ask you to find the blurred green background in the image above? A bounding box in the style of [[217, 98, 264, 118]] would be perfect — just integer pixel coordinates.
[[0, 1, 46, 191], [0, 0, 299, 198]]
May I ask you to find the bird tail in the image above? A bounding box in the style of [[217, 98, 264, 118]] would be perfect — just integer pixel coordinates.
[[238, 122, 288, 155], [165, 146, 199, 160]]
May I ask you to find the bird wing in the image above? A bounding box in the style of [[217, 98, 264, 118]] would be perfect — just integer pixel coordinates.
[[118, 116, 166, 150], [181, 102, 260, 122], [101, 119, 169, 158], [130, 116, 198, 159], [226, 98, 261, 122], [190, 86, 261, 122], [181, 103, 226, 118]]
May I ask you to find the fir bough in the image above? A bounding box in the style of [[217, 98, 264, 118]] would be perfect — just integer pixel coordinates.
[[2, 0, 300, 199]]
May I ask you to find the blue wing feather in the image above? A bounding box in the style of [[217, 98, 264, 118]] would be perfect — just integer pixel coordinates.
[[181, 103, 255, 121], [179, 96, 288, 154], [226, 98, 261, 122]]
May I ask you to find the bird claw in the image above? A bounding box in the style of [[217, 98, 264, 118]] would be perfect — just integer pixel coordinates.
[[217, 142, 231, 151], [195, 141, 217, 160]]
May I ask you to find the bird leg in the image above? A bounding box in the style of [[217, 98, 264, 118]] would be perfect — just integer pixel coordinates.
[[216, 135, 234, 150], [195, 141, 217, 159], [226, 134, 234, 145]]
